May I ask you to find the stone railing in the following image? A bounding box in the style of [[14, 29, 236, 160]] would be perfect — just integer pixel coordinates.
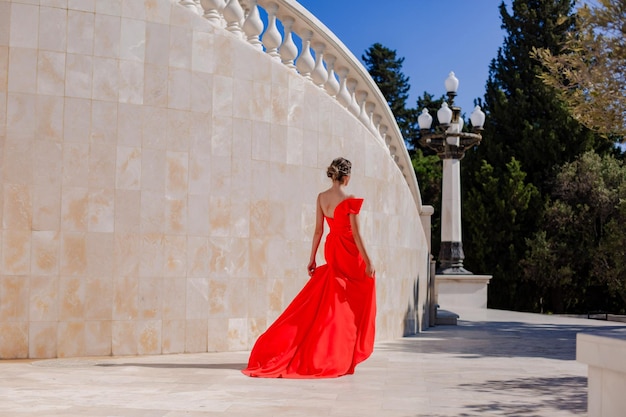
[[178, 0, 423, 211]]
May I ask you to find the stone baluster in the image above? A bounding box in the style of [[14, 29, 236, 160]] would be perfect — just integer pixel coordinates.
[[346, 78, 360, 116], [180, 0, 200, 12], [379, 124, 389, 145], [279, 16, 298, 70], [223, 0, 245, 38], [372, 113, 383, 138], [295, 30, 315, 79], [200, 0, 225, 25], [365, 102, 377, 132], [311, 42, 328, 87], [336, 67, 351, 108], [356, 91, 369, 125], [242, 0, 263, 50], [262, 2, 281, 59], [324, 53, 340, 97]]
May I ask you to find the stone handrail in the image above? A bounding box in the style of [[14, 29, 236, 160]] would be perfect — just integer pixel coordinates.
[[180, 0, 423, 211]]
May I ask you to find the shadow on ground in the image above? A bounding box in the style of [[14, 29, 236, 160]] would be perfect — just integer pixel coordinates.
[[377, 320, 626, 361]]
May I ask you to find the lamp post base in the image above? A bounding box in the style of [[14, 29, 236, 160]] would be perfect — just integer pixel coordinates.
[[437, 241, 472, 275]]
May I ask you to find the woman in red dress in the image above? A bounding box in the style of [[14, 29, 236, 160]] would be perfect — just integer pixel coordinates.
[[242, 157, 376, 378]]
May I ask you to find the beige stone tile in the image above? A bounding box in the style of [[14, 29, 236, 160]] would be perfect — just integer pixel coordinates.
[[162, 277, 186, 320], [165, 151, 189, 196], [188, 154, 211, 196], [29, 275, 58, 322], [63, 97, 91, 143], [95, 0, 121, 16], [117, 103, 142, 147], [142, 106, 168, 150], [60, 232, 87, 276], [203, 320, 229, 355], [251, 81, 271, 123], [85, 231, 114, 276], [113, 233, 140, 278], [62, 144, 89, 188], [0, 275, 29, 321], [168, 68, 191, 111], [36, 95, 64, 141], [186, 277, 208, 320], [40, 0, 68, 7], [91, 100, 117, 145], [186, 236, 209, 277], [36, 50, 65, 96], [118, 60, 144, 104], [166, 109, 191, 151], [61, 186, 88, 231], [137, 277, 162, 320], [212, 75, 233, 117], [112, 275, 138, 320], [145, 21, 169, 67], [10, 3, 38, 48], [1, 230, 31, 275], [67, 10, 94, 55], [119, 17, 145, 62], [162, 319, 185, 354], [137, 319, 161, 355], [28, 321, 57, 358], [94, 14, 121, 58], [185, 319, 207, 353], [114, 189, 140, 233], [2, 183, 32, 231], [208, 196, 230, 238], [209, 152, 231, 197], [0, 47, 7, 93], [271, 83, 289, 125], [191, 30, 214, 74], [269, 123, 288, 163], [0, 3, 9, 47], [87, 188, 115, 232], [213, 34, 234, 77], [248, 238, 268, 279], [169, 25, 192, 70], [38, 7, 67, 51], [121, 0, 146, 20], [33, 140, 62, 187], [65, 53, 93, 99], [32, 184, 61, 232], [116, 146, 142, 190], [190, 72, 212, 114], [57, 321, 85, 357], [163, 234, 186, 276], [143, 63, 168, 107], [0, 322, 28, 358], [58, 276, 85, 320], [31, 231, 60, 277], [68, 0, 95, 12], [88, 143, 116, 188], [139, 232, 164, 277], [6, 93, 36, 138], [140, 191, 165, 233], [92, 57, 119, 101], [145, 0, 171, 24], [85, 320, 112, 356], [227, 317, 248, 351], [111, 319, 137, 355]]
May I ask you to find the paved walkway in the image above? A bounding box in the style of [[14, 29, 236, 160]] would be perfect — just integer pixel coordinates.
[[2, 309, 626, 417]]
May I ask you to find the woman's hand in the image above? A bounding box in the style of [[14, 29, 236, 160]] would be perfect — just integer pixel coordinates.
[[307, 260, 316, 276], [365, 263, 375, 278]]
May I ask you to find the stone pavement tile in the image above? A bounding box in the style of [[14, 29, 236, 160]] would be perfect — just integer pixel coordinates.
[[2, 309, 626, 417]]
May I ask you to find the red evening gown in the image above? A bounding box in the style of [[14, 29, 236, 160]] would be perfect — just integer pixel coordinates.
[[242, 198, 376, 378]]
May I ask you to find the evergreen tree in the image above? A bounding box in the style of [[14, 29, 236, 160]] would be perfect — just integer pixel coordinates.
[[461, 0, 608, 311], [362, 43, 418, 149]]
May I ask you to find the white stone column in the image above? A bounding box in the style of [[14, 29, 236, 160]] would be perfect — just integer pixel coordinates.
[[438, 157, 468, 274]]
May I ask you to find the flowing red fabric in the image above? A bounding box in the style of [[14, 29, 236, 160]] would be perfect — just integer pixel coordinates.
[[242, 198, 376, 378]]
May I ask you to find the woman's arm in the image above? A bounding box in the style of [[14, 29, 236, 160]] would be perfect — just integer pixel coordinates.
[[307, 194, 325, 276], [350, 213, 375, 277]]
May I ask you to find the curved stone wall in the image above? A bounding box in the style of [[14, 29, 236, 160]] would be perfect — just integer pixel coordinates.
[[0, 0, 429, 358]]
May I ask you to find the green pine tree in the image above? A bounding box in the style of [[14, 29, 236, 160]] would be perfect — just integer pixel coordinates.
[[461, 0, 609, 311]]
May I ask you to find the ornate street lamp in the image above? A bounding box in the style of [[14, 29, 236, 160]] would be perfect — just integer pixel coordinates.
[[418, 72, 485, 274]]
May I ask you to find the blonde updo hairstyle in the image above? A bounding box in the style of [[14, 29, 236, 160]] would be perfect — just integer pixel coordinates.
[[327, 157, 352, 183]]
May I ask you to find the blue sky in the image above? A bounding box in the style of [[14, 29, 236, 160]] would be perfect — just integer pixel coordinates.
[[296, 0, 510, 114]]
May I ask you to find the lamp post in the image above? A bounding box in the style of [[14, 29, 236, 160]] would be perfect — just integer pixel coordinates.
[[418, 72, 485, 275]]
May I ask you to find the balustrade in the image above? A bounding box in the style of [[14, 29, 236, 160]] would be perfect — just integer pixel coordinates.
[[194, 0, 422, 210]]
